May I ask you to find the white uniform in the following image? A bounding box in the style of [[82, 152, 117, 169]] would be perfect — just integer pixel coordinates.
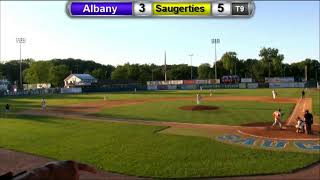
[[196, 94, 201, 105], [272, 90, 276, 99], [272, 111, 282, 128], [42, 99, 46, 110], [295, 120, 305, 130]]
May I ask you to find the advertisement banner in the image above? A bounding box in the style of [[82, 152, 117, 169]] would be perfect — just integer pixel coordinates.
[[147, 85, 158, 90], [247, 83, 259, 89], [167, 85, 177, 90], [157, 85, 168, 90], [269, 82, 305, 88], [241, 78, 252, 83], [239, 83, 247, 89], [61, 88, 82, 94], [181, 85, 197, 90], [265, 77, 294, 83]]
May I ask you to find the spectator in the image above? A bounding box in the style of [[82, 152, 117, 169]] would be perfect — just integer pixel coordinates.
[[0, 160, 96, 180]]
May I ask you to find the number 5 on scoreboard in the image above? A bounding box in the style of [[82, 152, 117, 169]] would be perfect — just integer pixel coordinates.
[[212, 2, 231, 16], [133, 2, 152, 16]]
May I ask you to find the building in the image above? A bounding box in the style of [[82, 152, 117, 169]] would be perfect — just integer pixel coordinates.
[[64, 74, 97, 88]]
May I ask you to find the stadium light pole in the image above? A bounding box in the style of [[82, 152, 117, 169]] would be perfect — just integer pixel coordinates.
[[16, 37, 26, 90], [189, 54, 194, 80], [211, 38, 220, 80]]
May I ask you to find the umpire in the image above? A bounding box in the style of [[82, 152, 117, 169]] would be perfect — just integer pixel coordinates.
[[304, 110, 313, 134]]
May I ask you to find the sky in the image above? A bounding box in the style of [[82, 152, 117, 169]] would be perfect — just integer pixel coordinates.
[[0, 1, 319, 66]]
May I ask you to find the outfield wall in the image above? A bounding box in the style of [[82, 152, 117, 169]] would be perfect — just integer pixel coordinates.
[[1, 82, 317, 97], [146, 82, 307, 91]]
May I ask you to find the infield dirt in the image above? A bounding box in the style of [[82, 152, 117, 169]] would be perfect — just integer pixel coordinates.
[[19, 96, 319, 140]]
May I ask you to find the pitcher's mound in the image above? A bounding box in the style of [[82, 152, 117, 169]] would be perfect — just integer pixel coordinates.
[[179, 105, 219, 111]]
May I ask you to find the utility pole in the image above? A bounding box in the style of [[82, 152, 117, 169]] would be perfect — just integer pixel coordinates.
[[164, 51, 167, 81], [211, 38, 220, 80], [16, 37, 26, 90], [188, 54, 194, 80], [305, 65, 308, 82]]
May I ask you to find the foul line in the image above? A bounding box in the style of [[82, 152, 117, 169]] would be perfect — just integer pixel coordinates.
[[286, 98, 302, 126], [237, 130, 320, 141]]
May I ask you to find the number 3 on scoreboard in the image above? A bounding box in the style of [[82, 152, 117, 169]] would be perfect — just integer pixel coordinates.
[[139, 3, 145, 12], [212, 2, 231, 16], [134, 2, 152, 16]]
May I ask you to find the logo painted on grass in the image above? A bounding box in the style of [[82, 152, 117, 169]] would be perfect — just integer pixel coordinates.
[[216, 134, 320, 152]]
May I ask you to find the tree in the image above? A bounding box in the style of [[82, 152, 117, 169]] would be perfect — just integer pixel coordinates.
[[220, 52, 238, 75], [24, 61, 52, 84], [198, 63, 211, 79], [272, 54, 284, 77], [91, 68, 106, 80], [0, 63, 4, 79], [127, 64, 140, 81], [51, 58, 115, 79], [3, 59, 32, 84], [111, 65, 128, 80], [48, 65, 69, 87], [169, 64, 191, 80], [138, 64, 152, 82], [259, 47, 281, 77], [150, 64, 163, 81]]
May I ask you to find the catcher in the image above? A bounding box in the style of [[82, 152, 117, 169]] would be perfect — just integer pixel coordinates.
[[295, 116, 305, 133]]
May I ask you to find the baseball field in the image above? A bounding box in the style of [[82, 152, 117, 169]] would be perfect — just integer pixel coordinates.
[[0, 88, 319, 178]]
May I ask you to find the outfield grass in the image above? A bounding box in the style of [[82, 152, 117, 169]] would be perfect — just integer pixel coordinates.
[[97, 100, 295, 125], [0, 115, 319, 178], [0, 88, 313, 110]]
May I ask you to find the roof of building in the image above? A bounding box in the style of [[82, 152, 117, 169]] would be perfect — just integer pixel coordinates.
[[64, 74, 97, 81]]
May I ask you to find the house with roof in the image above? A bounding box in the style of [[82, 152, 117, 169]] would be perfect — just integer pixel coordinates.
[[64, 74, 97, 88]]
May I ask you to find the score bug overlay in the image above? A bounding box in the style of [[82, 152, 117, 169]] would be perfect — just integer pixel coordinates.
[[67, 1, 255, 18]]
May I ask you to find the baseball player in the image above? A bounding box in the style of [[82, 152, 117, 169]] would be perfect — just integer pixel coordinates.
[[272, 108, 282, 129], [41, 98, 46, 111], [295, 116, 305, 133], [209, 89, 213, 97], [272, 89, 277, 100], [301, 89, 305, 99], [196, 94, 202, 105], [4, 104, 10, 113]]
